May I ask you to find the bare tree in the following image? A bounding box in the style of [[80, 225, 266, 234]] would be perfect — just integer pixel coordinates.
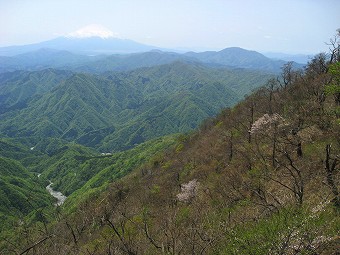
[[279, 61, 294, 89], [266, 78, 279, 114], [327, 28, 340, 64], [325, 144, 339, 207]]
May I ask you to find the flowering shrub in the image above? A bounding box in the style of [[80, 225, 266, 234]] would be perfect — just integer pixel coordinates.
[[177, 179, 199, 202], [249, 113, 284, 134]]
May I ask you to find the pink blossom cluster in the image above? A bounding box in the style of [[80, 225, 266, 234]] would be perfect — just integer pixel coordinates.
[[177, 179, 199, 202], [250, 113, 283, 134]]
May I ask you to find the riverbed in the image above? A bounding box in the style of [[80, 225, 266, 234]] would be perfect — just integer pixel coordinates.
[[46, 182, 67, 206]]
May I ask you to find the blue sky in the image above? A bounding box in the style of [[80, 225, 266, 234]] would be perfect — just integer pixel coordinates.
[[1, 0, 339, 53]]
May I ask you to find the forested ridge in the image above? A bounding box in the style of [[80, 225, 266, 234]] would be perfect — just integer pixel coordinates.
[[0, 33, 339, 254], [0, 61, 271, 152]]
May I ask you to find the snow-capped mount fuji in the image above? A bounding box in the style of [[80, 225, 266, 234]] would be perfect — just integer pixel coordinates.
[[0, 25, 160, 56], [66, 24, 117, 39]]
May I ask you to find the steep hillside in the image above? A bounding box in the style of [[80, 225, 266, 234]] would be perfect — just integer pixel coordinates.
[[30, 135, 176, 198], [2, 51, 338, 254], [0, 69, 73, 114], [0, 157, 53, 230], [0, 138, 37, 162]]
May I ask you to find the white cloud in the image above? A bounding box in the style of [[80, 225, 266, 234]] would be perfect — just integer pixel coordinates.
[[67, 24, 116, 39]]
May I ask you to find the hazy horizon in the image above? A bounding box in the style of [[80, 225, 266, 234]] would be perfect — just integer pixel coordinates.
[[1, 0, 339, 54]]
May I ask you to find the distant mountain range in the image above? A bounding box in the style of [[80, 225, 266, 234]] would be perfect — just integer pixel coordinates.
[[0, 48, 101, 73], [0, 36, 160, 56], [0, 36, 306, 74], [262, 52, 313, 64], [0, 48, 304, 76]]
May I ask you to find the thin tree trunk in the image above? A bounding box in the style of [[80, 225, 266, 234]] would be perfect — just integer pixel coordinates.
[[325, 144, 339, 207]]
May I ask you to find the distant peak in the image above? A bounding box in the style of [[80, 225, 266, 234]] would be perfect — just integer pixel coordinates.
[[219, 47, 250, 52], [66, 24, 116, 39]]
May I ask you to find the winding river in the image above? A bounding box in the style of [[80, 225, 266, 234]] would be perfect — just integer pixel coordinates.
[[46, 182, 67, 206]]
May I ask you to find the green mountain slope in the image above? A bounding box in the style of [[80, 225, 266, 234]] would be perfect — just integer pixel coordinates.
[[0, 68, 73, 114], [33, 134, 176, 201], [0, 138, 36, 161], [75, 50, 195, 73], [0, 73, 115, 138], [0, 157, 52, 229], [185, 47, 300, 72], [0, 62, 272, 152], [0, 138, 47, 170]]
